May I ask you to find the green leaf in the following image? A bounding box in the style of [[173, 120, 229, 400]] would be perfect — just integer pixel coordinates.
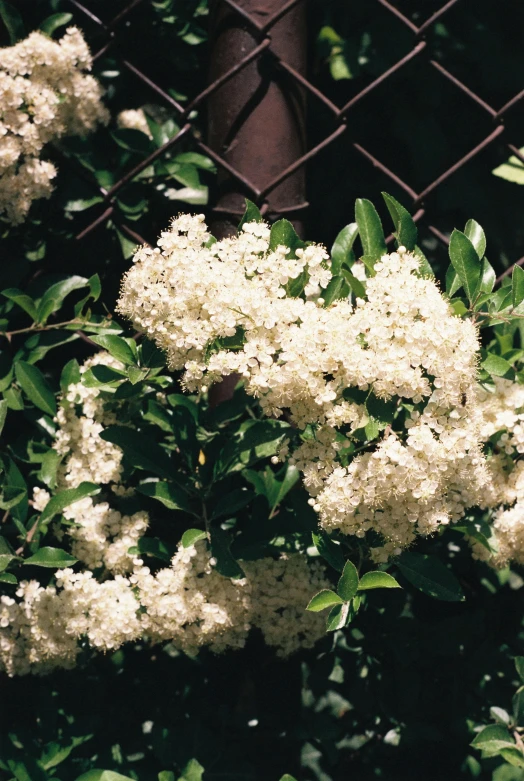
[[312, 531, 345, 572], [39, 12, 73, 35], [448, 229, 482, 302], [238, 199, 263, 230], [499, 747, 524, 768], [493, 149, 524, 184], [2, 288, 37, 320], [214, 420, 289, 479], [178, 758, 204, 781], [413, 245, 435, 278], [83, 365, 127, 388], [515, 656, 524, 683], [128, 537, 171, 562], [0, 572, 17, 584], [464, 219, 487, 260], [159, 773, 175, 781], [358, 571, 402, 590], [396, 551, 465, 602], [15, 361, 56, 416], [23, 547, 77, 569], [210, 488, 254, 520], [306, 589, 344, 612], [210, 527, 244, 579], [0, 398, 7, 436], [471, 724, 515, 753], [355, 198, 386, 263], [38, 448, 61, 489], [337, 560, 359, 600], [482, 354, 513, 378], [279, 776, 298, 780], [326, 601, 350, 631], [513, 685, 524, 728], [382, 192, 417, 250], [60, 358, 81, 394], [341, 268, 366, 299], [330, 223, 358, 273], [100, 426, 173, 478], [321, 276, 349, 307], [36, 276, 89, 323], [0, 0, 24, 43], [137, 481, 196, 514], [90, 335, 137, 365], [513, 265, 524, 309], [39, 482, 101, 524], [181, 529, 207, 548], [479, 258, 496, 294], [268, 219, 305, 256], [75, 772, 137, 781]]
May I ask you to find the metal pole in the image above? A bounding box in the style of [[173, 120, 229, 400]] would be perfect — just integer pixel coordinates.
[[208, 0, 307, 239]]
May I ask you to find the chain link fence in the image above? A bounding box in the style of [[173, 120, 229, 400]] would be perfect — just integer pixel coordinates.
[[62, 0, 524, 271]]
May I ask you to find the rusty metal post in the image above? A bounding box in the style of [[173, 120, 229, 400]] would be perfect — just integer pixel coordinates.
[[207, 0, 307, 239]]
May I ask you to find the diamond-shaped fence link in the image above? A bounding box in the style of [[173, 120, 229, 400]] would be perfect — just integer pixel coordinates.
[[64, 0, 524, 271]]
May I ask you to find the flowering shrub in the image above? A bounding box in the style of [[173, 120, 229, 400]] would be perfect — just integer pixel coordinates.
[[0, 26, 109, 223], [2, 181, 524, 777]]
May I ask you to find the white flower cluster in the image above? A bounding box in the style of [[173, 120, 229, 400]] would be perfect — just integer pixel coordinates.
[[45, 352, 148, 574], [0, 541, 328, 676], [117, 215, 488, 560], [0, 27, 108, 224]]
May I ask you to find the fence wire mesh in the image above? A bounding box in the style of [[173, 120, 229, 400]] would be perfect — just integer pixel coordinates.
[[62, 0, 524, 273]]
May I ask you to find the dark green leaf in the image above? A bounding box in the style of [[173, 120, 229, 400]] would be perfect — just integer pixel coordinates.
[[210, 488, 254, 520], [464, 218, 487, 260], [513, 687, 524, 727], [382, 192, 417, 250], [268, 219, 305, 256], [23, 547, 78, 569], [448, 229, 482, 302], [515, 656, 524, 683], [238, 199, 263, 230], [479, 258, 496, 294], [471, 724, 515, 753], [214, 420, 289, 479], [100, 426, 173, 478], [128, 537, 171, 562], [355, 198, 386, 262], [397, 551, 465, 602], [482, 354, 513, 378], [39, 482, 100, 524], [512, 265, 524, 309], [90, 335, 137, 365], [0, 0, 24, 43], [0, 572, 17, 584], [83, 365, 127, 388], [181, 529, 207, 548], [326, 601, 350, 631], [357, 571, 401, 590], [322, 276, 349, 307], [15, 361, 56, 416], [36, 276, 89, 323], [306, 589, 344, 612], [413, 245, 435, 278], [337, 560, 359, 600], [2, 288, 36, 320], [137, 481, 196, 514], [341, 268, 366, 299], [210, 526, 244, 579], [0, 398, 6, 436], [60, 358, 81, 394], [39, 12, 73, 35], [330, 223, 358, 273], [312, 531, 345, 572]]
